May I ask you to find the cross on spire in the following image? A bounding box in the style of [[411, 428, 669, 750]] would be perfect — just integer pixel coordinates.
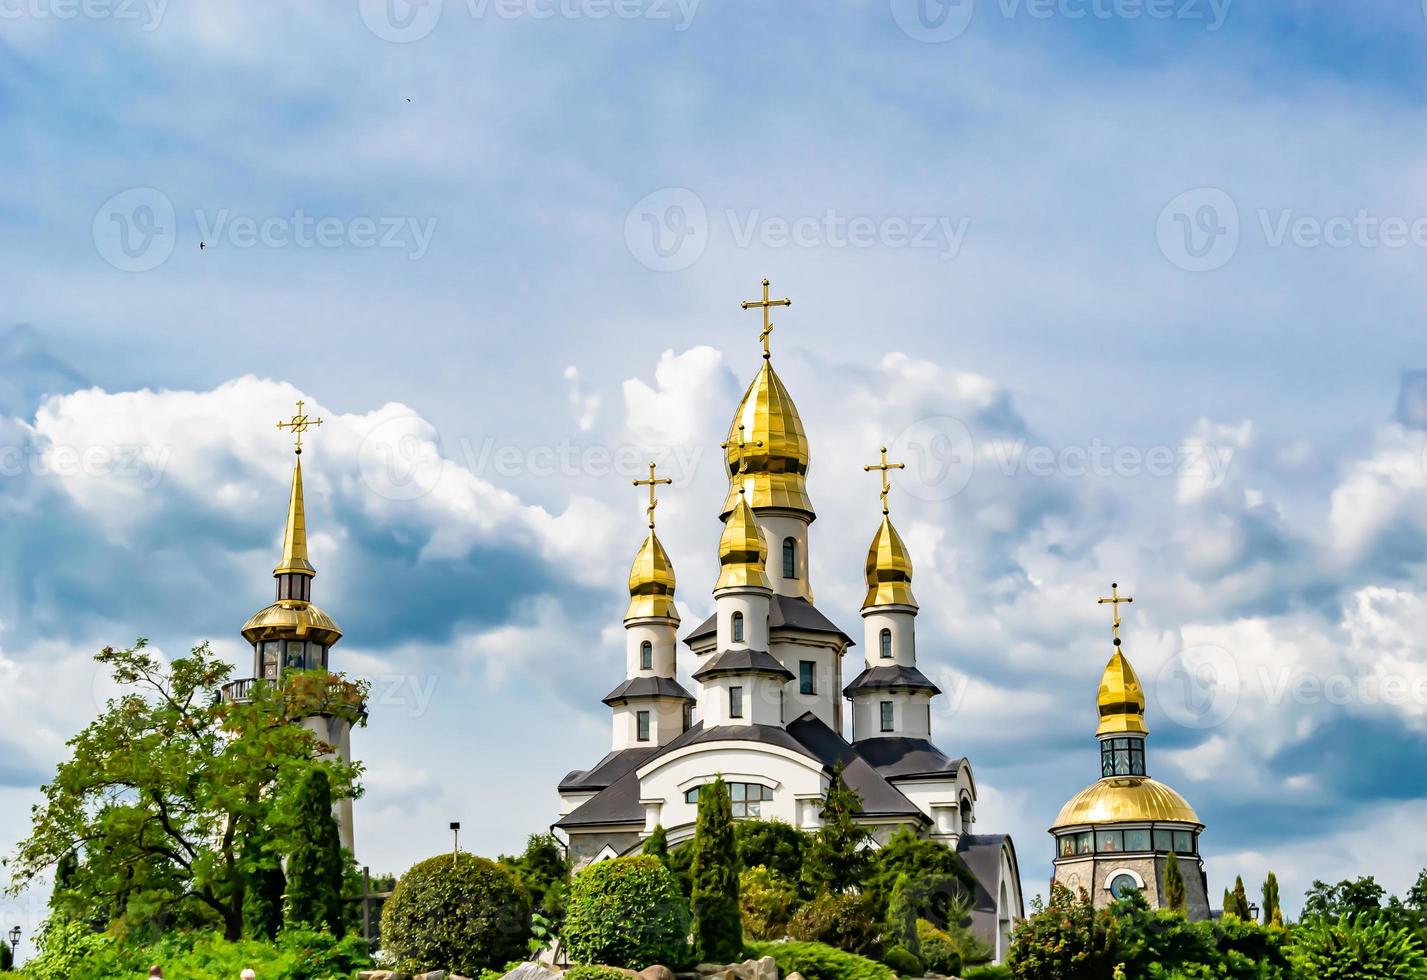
[[740, 277, 791, 359], [632, 461, 674, 529], [1097, 582, 1134, 646], [277, 399, 323, 455], [863, 446, 906, 516], [721, 423, 764, 491]]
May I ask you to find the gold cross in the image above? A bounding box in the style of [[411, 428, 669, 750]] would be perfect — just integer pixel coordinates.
[[740, 277, 791, 359], [863, 446, 906, 516], [632, 461, 673, 530], [1097, 582, 1134, 644], [721, 423, 764, 489], [276, 399, 323, 455]]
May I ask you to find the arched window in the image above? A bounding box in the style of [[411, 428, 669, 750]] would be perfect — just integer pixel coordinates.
[[879, 628, 893, 659], [640, 640, 653, 671], [731, 611, 745, 643], [783, 538, 797, 579]]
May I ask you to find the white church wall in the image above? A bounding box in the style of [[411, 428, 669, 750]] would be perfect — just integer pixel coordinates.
[[611, 698, 687, 750], [715, 590, 771, 650], [892, 777, 967, 837], [699, 674, 782, 727], [771, 635, 843, 729], [625, 619, 678, 676], [850, 689, 933, 741], [754, 512, 812, 600], [861, 607, 917, 666], [637, 741, 827, 839]]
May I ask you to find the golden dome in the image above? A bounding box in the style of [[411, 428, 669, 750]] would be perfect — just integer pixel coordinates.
[[274, 459, 317, 577], [716, 492, 770, 591], [626, 530, 679, 621], [241, 600, 343, 646], [1052, 776, 1201, 829], [863, 515, 917, 609], [1097, 648, 1149, 736], [719, 360, 814, 519]]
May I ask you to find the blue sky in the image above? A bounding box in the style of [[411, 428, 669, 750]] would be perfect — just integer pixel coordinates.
[[4, 0, 1427, 943]]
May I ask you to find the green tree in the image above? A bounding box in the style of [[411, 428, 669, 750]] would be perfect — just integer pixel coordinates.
[[887, 873, 920, 957], [735, 820, 809, 883], [285, 769, 346, 935], [0, 939, 11, 971], [240, 826, 286, 940], [6, 641, 365, 941], [501, 832, 571, 923], [1262, 871, 1283, 928], [1007, 882, 1118, 980], [1303, 876, 1388, 924], [740, 865, 800, 940], [691, 776, 742, 962], [643, 825, 671, 867], [1164, 851, 1186, 915], [1231, 876, 1252, 921], [802, 766, 871, 896], [1289, 914, 1427, 980], [1223, 887, 1238, 920], [865, 827, 974, 926], [381, 852, 531, 976]]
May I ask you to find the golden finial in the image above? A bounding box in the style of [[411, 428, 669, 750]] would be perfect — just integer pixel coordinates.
[[721, 424, 764, 484], [741, 277, 791, 359], [633, 461, 674, 530], [863, 446, 906, 516], [1097, 582, 1134, 646], [276, 399, 323, 455]]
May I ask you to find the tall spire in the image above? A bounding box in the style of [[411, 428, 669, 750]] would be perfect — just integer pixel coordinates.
[[1095, 583, 1147, 736], [273, 400, 323, 578], [626, 462, 678, 621], [862, 447, 916, 608]]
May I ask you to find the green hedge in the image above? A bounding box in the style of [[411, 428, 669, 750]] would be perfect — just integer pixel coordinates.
[[380, 853, 532, 976], [562, 855, 691, 969], [565, 966, 636, 980], [881, 945, 923, 977], [745, 940, 896, 980]]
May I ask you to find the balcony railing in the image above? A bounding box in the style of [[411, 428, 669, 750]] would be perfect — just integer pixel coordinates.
[[219, 675, 367, 717], [221, 677, 259, 703]]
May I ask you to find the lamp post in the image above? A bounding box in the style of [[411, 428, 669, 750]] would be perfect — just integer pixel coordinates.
[[7, 926, 20, 963], [450, 822, 461, 868], [1248, 902, 1260, 923]]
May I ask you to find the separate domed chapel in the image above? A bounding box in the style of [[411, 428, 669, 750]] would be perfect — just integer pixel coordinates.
[[554, 281, 1025, 962]]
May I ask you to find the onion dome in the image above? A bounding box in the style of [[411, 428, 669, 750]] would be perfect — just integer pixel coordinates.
[[273, 460, 316, 576], [716, 492, 770, 591], [1097, 646, 1148, 736], [718, 360, 814, 520], [1051, 777, 1201, 829], [626, 530, 678, 621], [241, 601, 343, 646], [863, 515, 917, 609]]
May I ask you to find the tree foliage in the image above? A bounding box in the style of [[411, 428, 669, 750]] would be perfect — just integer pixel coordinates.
[[1303, 876, 1388, 924], [788, 891, 883, 958], [865, 827, 974, 927], [285, 769, 346, 936], [802, 766, 871, 896], [690, 776, 742, 963], [380, 852, 531, 976], [6, 641, 364, 941], [740, 865, 800, 941], [735, 820, 809, 884], [563, 855, 689, 969], [1289, 915, 1427, 980], [1164, 851, 1186, 915], [500, 833, 572, 924], [1006, 883, 1118, 980], [1262, 871, 1283, 928], [642, 825, 670, 868]]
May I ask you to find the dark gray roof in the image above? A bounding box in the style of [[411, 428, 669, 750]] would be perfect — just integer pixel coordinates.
[[784, 713, 926, 820], [957, 834, 1024, 948], [558, 745, 663, 793], [601, 676, 696, 706], [684, 595, 854, 647], [556, 769, 646, 828], [842, 665, 942, 696], [691, 648, 796, 681], [854, 737, 964, 780]]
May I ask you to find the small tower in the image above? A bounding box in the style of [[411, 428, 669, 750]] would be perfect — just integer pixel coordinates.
[[230, 401, 365, 853], [603, 464, 695, 749], [693, 484, 792, 726], [1049, 584, 1209, 918], [846, 448, 940, 742]]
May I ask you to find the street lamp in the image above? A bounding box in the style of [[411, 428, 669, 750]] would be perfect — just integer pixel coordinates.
[[7, 926, 20, 961], [450, 822, 461, 867]]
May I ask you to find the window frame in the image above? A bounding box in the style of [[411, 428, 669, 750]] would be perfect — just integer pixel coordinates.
[[731, 611, 744, 643], [799, 660, 816, 695], [640, 640, 653, 671], [636, 710, 651, 742], [782, 537, 797, 579], [879, 628, 893, 659], [729, 685, 744, 719], [879, 700, 894, 732]]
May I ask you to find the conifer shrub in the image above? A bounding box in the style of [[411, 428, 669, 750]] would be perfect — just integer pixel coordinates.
[[745, 939, 896, 980], [915, 919, 963, 977], [882, 945, 923, 978], [566, 965, 639, 980], [562, 855, 691, 969], [788, 891, 883, 958], [740, 865, 801, 940], [691, 777, 743, 963], [380, 852, 531, 976]]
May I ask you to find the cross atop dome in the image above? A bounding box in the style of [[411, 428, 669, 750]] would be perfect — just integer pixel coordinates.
[[740, 277, 791, 359]]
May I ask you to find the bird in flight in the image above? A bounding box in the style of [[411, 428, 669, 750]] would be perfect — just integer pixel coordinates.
[[199, 241, 206, 250]]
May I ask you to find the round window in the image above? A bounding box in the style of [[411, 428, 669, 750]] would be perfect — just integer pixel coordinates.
[[1109, 873, 1140, 899]]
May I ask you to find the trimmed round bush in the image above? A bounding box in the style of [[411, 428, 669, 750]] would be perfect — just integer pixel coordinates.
[[788, 892, 883, 958], [380, 852, 531, 976], [565, 966, 636, 980], [563, 855, 691, 969], [882, 945, 924, 978]]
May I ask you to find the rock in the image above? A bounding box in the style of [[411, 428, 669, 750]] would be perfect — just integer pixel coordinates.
[[416, 972, 448, 980], [502, 964, 563, 980], [786, 974, 804, 980], [695, 966, 728, 976], [731, 957, 777, 980], [639, 967, 676, 980]]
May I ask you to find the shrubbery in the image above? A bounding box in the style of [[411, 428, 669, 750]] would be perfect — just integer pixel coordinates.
[[565, 965, 639, 980], [380, 852, 531, 976], [746, 939, 896, 980], [562, 854, 691, 969], [1289, 915, 1427, 980], [915, 919, 963, 977], [788, 891, 883, 959], [740, 865, 801, 940], [881, 945, 923, 977]]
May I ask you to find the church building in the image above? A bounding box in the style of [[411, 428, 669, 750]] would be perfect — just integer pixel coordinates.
[[555, 281, 1025, 961], [1049, 585, 1210, 918]]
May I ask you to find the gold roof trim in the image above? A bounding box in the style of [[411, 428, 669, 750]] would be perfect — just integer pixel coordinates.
[[274, 459, 317, 577], [716, 492, 770, 591], [863, 515, 917, 609], [626, 530, 679, 621], [240, 600, 343, 646], [719, 359, 814, 519], [1051, 776, 1201, 829]]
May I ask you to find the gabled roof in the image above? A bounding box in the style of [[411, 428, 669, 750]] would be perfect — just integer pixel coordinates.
[[691, 648, 795, 681], [558, 745, 663, 793], [854, 737, 964, 780], [683, 595, 854, 647], [957, 834, 1025, 948], [842, 664, 942, 696], [601, 676, 696, 705], [784, 713, 926, 820], [556, 769, 646, 828]]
